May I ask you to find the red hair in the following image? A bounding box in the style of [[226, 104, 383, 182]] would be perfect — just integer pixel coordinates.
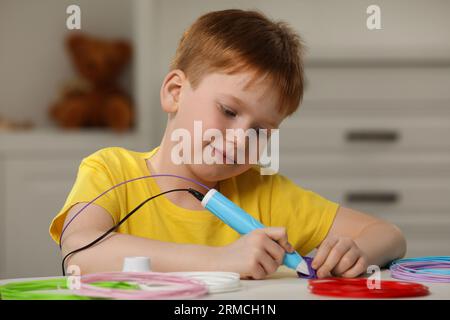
[[170, 9, 305, 117]]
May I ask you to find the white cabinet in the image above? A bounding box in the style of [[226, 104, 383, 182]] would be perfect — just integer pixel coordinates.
[[2, 154, 85, 278], [0, 135, 146, 279]]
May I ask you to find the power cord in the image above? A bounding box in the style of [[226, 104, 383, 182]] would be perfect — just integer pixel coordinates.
[[61, 188, 204, 276], [59, 173, 211, 248]]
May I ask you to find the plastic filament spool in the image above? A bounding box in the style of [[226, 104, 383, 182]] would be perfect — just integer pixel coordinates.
[[390, 256, 450, 283], [75, 272, 209, 299], [0, 272, 210, 300], [0, 277, 138, 300], [165, 272, 242, 294], [308, 278, 429, 299]]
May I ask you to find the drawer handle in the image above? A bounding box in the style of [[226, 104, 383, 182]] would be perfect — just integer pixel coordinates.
[[345, 130, 399, 143], [345, 191, 399, 204]]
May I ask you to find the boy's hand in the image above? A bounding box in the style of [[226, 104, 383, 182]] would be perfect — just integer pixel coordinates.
[[312, 235, 369, 278], [216, 227, 295, 280]]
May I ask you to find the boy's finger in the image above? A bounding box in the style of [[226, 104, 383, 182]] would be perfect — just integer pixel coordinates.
[[316, 241, 352, 278], [263, 236, 286, 265], [250, 263, 267, 280], [259, 252, 279, 276], [278, 241, 294, 253], [286, 242, 295, 253], [263, 227, 291, 252], [311, 237, 338, 269], [332, 247, 359, 276], [341, 256, 367, 278]]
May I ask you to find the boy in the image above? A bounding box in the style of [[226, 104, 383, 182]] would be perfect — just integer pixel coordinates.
[[49, 9, 406, 280]]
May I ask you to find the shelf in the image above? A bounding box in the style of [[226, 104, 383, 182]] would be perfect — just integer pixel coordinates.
[[0, 127, 147, 155]]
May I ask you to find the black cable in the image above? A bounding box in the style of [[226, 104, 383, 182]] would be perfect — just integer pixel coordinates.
[[61, 188, 205, 276], [188, 188, 205, 201]]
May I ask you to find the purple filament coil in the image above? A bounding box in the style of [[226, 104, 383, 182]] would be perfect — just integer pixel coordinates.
[[390, 256, 450, 283], [297, 256, 317, 279]]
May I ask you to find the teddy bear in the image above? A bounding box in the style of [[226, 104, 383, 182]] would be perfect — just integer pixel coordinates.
[[49, 33, 134, 132]]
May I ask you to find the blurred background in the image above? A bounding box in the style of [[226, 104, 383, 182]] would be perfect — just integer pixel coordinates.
[[0, 0, 449, 278]]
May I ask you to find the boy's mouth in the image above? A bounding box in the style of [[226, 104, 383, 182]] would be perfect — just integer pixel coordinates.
[[212, 146, 236, 164]]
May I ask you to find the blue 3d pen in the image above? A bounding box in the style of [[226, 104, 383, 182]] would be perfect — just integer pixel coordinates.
[[190, 188, 310, 276]]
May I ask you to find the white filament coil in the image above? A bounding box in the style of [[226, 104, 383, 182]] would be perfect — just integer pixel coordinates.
[[139, 271, 242, 294]]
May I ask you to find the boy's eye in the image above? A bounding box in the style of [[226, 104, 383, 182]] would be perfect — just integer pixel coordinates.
[[219, 104, 237, 118]]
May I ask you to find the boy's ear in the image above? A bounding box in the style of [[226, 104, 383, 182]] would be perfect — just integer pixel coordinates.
[[160, 70, 186, 114]]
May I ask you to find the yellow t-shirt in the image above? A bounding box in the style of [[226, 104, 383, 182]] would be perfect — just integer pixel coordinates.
[[49, 146, 339, 255]]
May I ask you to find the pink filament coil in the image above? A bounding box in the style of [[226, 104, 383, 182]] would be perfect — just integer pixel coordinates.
[[74, 272, 209, 300]]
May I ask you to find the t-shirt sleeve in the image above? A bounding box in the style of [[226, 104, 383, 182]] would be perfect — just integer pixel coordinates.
[[48, 154, 120, 245], [268, 174, 340, 256]]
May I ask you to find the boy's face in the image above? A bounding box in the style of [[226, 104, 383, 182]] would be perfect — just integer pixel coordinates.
[[163, 70, 285, 182]]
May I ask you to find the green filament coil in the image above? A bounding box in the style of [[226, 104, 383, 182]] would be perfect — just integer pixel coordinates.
[[0, 277, 139, 300]]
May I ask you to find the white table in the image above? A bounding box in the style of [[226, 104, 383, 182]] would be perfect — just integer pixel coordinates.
[[205, 267, 450, 300], [1, 266, 449, 300]]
